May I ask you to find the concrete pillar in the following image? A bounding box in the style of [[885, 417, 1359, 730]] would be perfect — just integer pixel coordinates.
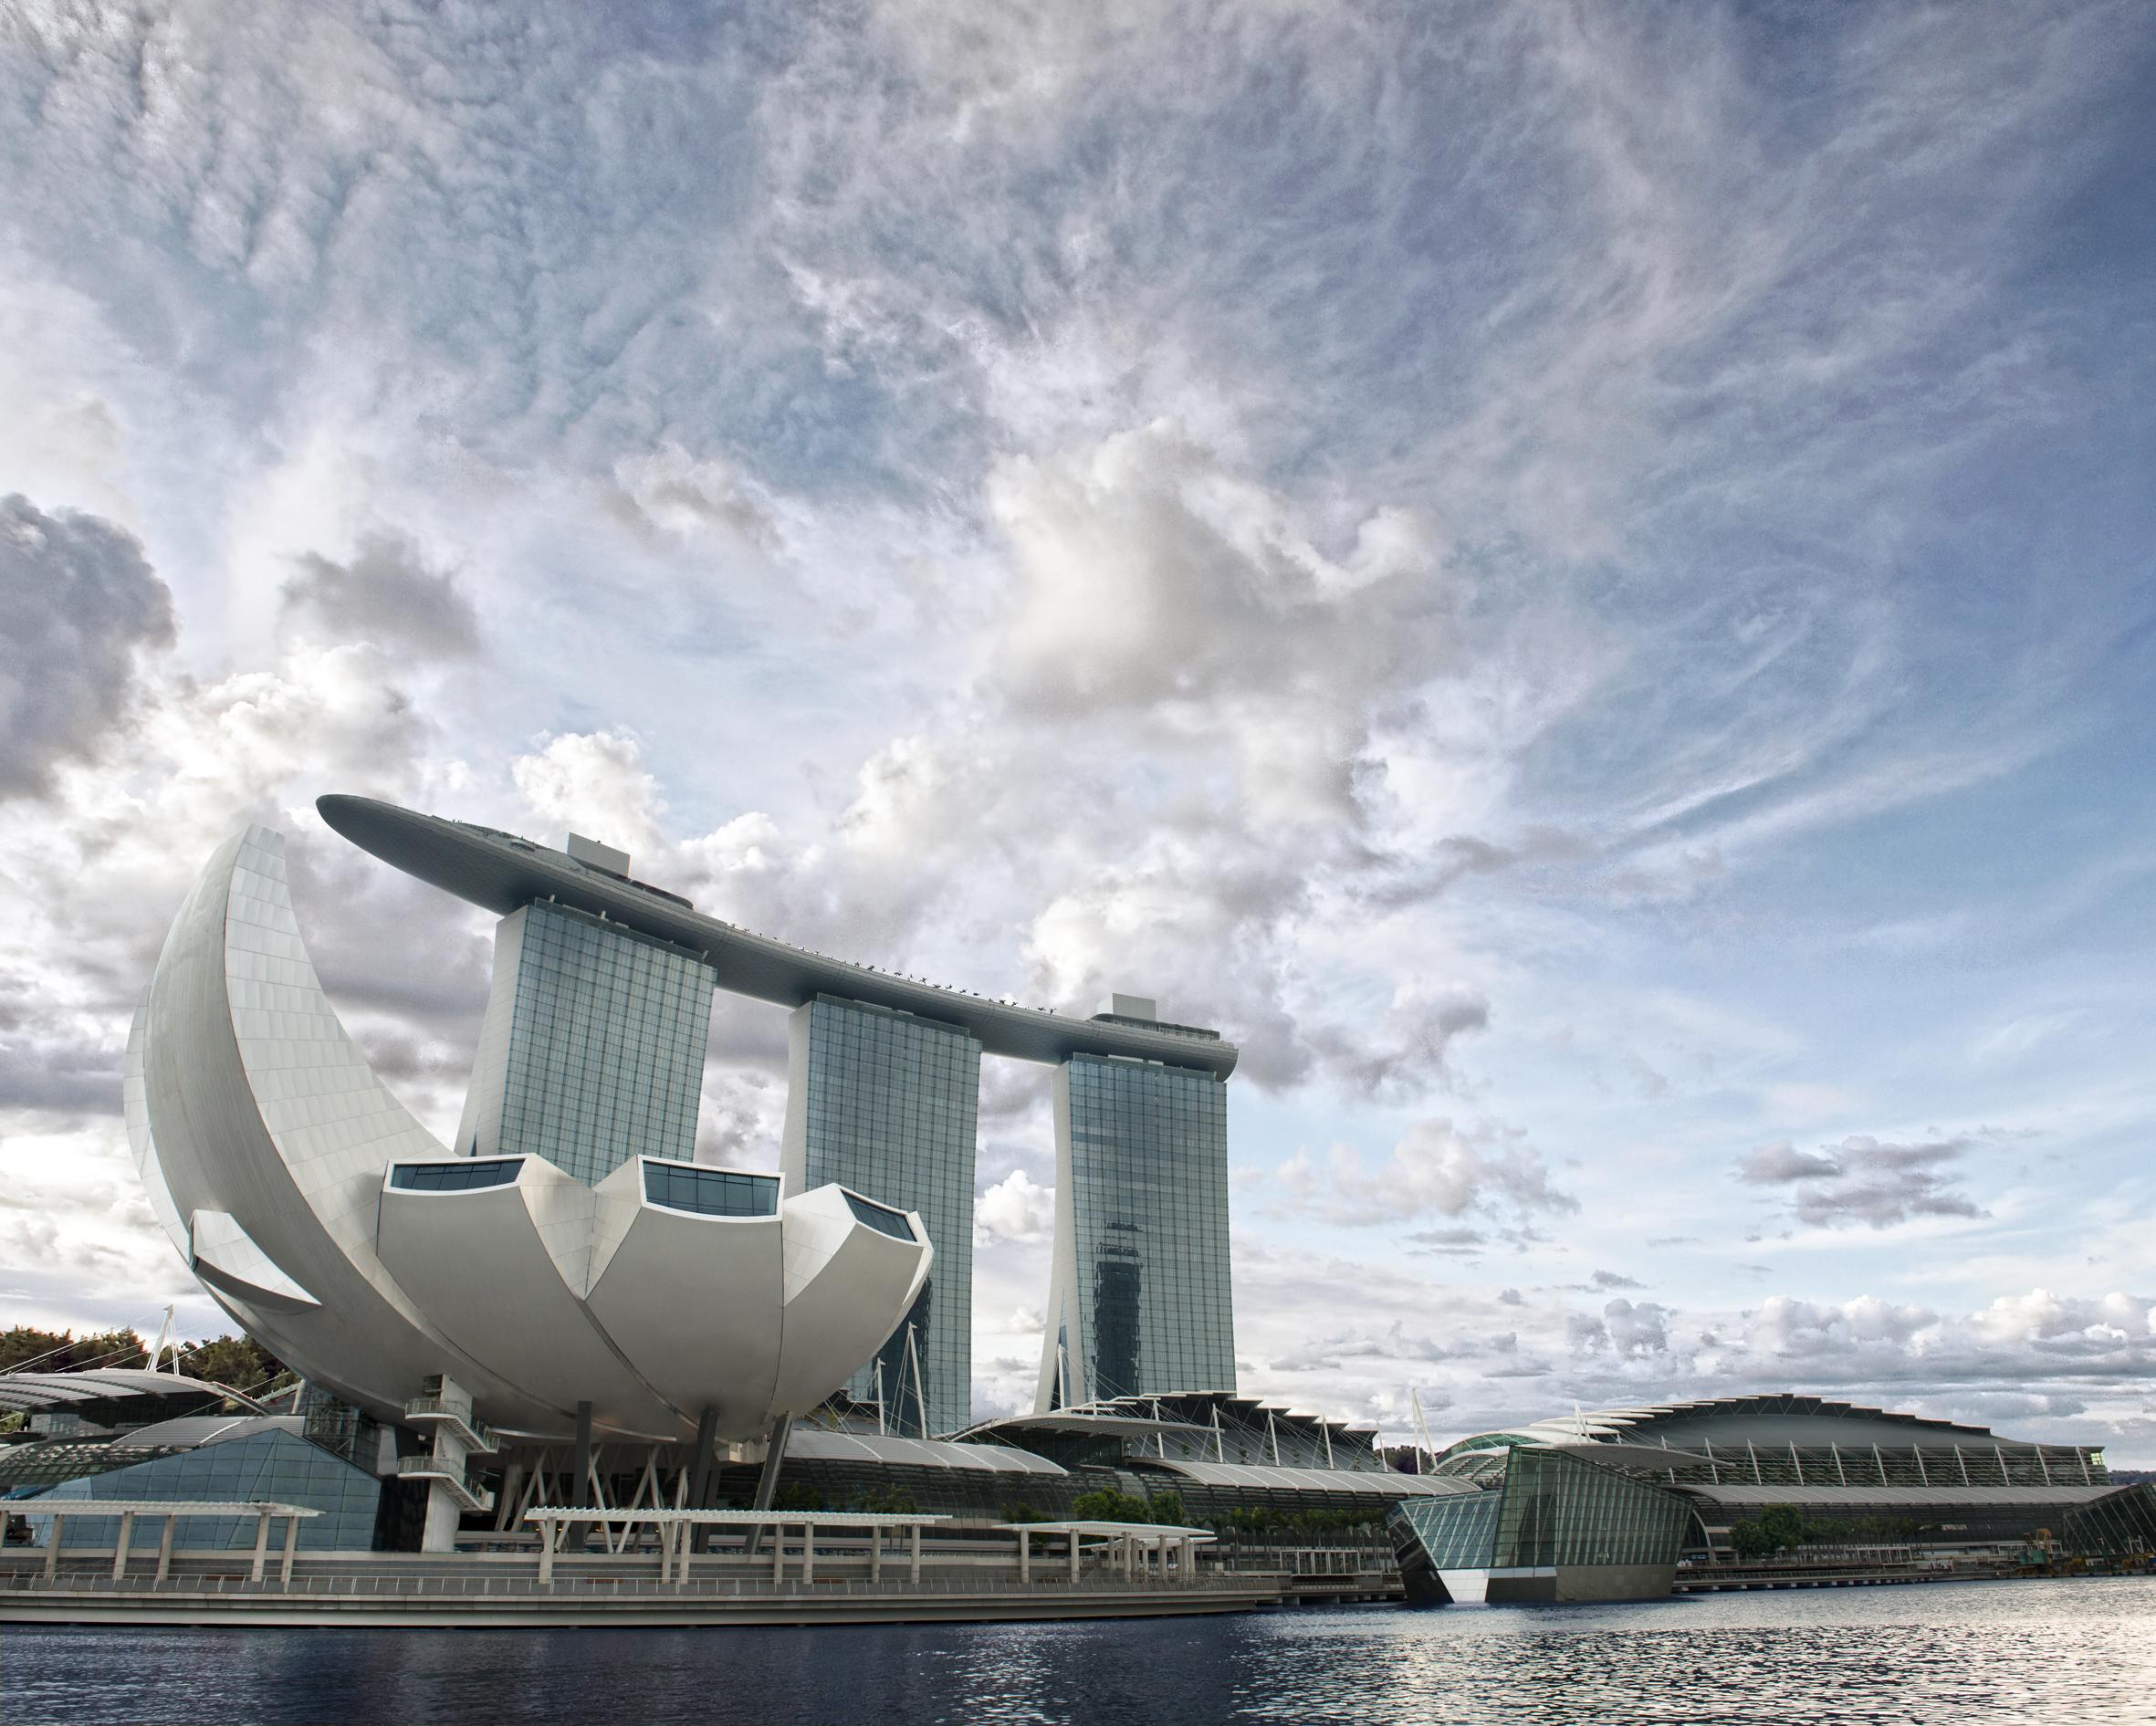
[[1018, 1529, 1031, 1584], [44, 1514, 63, 1580], [250, 1512, 272, 1582], [560, 1399, 594, 1555], [772, 1521, 786, 1584], [155, 1515, 175, 1583], [871, 1526, 882, 1585], [113, 1511, 135, 1581], [910, 1523, 921, 1583], [687, 1405, 719, 1553], [279, 1515, 300, 1586], [537, 1518, 556, 1585], [802, 1521, 815, 1584], [1069, 1530, 1081, 1581]]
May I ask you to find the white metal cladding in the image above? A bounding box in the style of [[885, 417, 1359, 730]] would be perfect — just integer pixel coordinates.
[[126, 824, 934, 1444], [1144, 1459, 1475, 1496]]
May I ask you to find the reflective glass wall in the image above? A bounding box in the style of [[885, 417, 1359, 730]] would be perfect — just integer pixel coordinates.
[[1041, 1053, 1235, 1407], [458, 902, 716, 1183], [781, 994, 981, 1436]]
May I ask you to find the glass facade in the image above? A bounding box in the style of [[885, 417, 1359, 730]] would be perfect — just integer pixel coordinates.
[[1394, 1449, 1692, 1576], [1044, 1053, 1235, 1406], [781, 995, 981, 1438], [460, 901, 716, 1184], [42, 1428, 383, 1551], [642, 1160, 779, 1217]]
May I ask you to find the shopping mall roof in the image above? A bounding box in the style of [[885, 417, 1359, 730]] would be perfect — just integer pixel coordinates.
[[1444, 1395, 2085, 1458], [319, 794, 1239, 1077]]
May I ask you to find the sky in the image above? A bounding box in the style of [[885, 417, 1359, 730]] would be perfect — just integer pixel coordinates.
[[2, 0, 2151, 1461]]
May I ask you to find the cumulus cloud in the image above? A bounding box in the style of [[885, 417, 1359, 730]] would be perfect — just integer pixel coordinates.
[[1276, 1117, 1576, 1229], [511, 730, 666, 858], [281, 531, 480, 658], [0, 495, 174, 796], [973, 1168, 1054, 1247], [1568, 1298, 1672, 1358], [1737, 1134, 1983, 1229]]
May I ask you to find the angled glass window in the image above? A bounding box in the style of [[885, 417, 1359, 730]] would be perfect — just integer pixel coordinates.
[[641, 1162, 779, 1217], [389, 1158, 525, 1191], [844, 1191, 916, 1240]]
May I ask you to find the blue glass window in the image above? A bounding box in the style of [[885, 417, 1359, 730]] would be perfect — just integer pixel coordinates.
[[844, 1191, 916, 1240], [390, 1159, 524, 1191], [642, 1162, 779, 1217]]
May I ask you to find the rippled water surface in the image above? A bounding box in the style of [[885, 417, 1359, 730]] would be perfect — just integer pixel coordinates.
[[9, 1577, 2153, 1724]]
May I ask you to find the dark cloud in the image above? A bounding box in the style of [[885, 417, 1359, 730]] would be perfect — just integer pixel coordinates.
[[281, 532, 480, 658], [1587, 1270, 1645, 1291], [1738, 1134, 1983, 1229], [0, 496, 173, 797], [1406, 1225, 1487, 1258]]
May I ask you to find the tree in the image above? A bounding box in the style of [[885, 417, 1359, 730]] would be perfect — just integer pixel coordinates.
[[180, 1334, 289, 1395], [0, 1326, 147, 1374], [1758, 1505, 1808, 1552], [1146, 1490, 1187, 1527]]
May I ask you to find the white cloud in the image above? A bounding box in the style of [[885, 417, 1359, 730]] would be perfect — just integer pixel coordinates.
[[1276, 1118, 1576, 1229], [974, 1168, 1054, 1248]]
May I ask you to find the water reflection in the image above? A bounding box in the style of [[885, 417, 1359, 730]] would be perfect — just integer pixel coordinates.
[[10, 1577, 2152, 1725]]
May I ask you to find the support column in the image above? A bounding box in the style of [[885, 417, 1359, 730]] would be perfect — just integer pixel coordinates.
[[563, 1400, 594, 1555], [538, 1518, 556, 1585], [909, 1523, 921, 1584], [155, 1514, 176, 1583], [250, 1512, 272, 1583], [279, 1514, 300, 1586], [802, 1521, 816, 1585], [112, 1511, 135, 1581], [1069, 1530, 1081, 1581], [748, 1416, 791, 1558], [44, 1514, 64, 1580], [871, 1525, 883, 1585], [687, 1405, 719, 1553], [1018, 1529, 1031, 1584], [772, 1521, 787, 1584]]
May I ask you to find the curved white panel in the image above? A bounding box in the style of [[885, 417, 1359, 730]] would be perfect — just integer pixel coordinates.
[[584, 1203, 786, 1442], [190, 1208, 320, 1313], [136, 827, 541, 1427], [122, 992, 188, 1260], [376, 1158, 680, 1435], [770, 1187, 934, 1418]]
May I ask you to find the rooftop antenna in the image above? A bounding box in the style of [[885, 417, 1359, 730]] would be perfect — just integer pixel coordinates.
[[1410, 1386, 1435, 1467]]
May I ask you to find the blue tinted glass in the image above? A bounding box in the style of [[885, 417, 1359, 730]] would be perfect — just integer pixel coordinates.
[[844, 1191, 916, 1240], [641, 1162, 779, 1217], [390, 1159, 523, 1191]]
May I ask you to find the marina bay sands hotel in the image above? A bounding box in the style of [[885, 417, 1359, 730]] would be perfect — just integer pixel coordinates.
[[317, 796, 1238, 1438]]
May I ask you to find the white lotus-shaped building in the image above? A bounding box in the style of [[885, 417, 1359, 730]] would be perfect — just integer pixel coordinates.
[[125, 825, 933, 1459]]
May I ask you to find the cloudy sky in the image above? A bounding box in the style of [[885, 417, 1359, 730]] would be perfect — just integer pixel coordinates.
[[3, 1, 2151, 1460]]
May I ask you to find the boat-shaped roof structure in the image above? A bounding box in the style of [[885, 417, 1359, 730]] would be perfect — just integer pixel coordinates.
[[317, 793, 1238, 1077]]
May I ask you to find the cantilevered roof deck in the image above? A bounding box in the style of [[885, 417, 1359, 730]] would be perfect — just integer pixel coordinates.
[[319, 795, 1238, 1077]]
